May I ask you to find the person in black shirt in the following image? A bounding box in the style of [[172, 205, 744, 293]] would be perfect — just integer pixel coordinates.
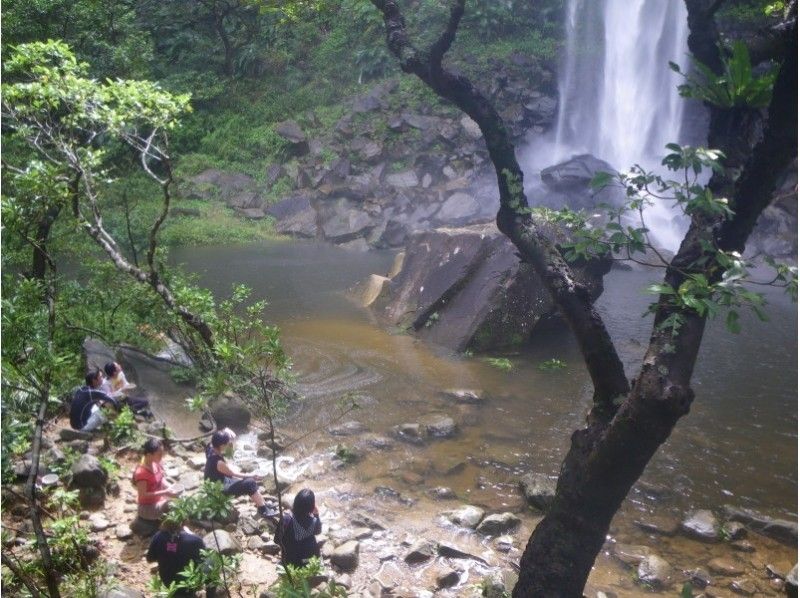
[[69, 370, 119, 431], [146, 519, 204, 596], [203, 429, 275, 518], [275, 488, 322, 568]]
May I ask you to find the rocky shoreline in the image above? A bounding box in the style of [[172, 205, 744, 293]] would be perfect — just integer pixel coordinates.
[[4, 399, 796, 598]]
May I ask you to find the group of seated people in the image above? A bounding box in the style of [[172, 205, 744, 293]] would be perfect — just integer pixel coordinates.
[[69, 362, 152, 432], [135, 429, 323, 592]]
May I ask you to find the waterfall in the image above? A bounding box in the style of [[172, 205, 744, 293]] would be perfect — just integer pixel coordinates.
[[533, 0, 692, 249], [555, 0, 690, 169]]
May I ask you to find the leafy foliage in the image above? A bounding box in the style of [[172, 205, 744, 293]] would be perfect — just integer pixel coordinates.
[[670, 41, 777, 108], [484, 357, 514, 372], [274, 557, 348, 598]]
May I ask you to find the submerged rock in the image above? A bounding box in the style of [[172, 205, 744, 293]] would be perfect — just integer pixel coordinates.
[[722, 504, 798, 546]]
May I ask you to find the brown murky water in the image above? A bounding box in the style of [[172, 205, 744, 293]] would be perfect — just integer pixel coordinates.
[[168, 240, 797, 594]]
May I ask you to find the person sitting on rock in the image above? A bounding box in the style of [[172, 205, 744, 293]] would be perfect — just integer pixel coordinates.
[[274, 488, 322, 568], [69, 370, 119, 432], [203, 429, 274, 519], [102, 361, 153, 418], [147, 517, 205, 596], [134, 438, 179, 521]]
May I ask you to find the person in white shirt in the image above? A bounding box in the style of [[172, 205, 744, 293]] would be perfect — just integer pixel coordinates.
[[103, 361, 152, 418]]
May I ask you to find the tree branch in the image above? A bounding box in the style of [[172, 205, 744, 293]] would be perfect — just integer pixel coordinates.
[[429, 0, 465, 67]]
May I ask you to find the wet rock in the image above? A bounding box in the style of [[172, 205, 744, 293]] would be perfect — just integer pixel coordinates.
[[723, 521, 747, 541], [393, 423, 425, 444], [612, 543, 650, 567], [423, 415, 457, 438], [362, 435, 394, 450], [331, 540, 359, 571], [494, 535, 514, 553], [441, 389, 484, 404], [722, 504, 798, 546], [519, 473, 556, 511], [203, 530, 242, 556], [430, 487, 457, 500], [685, 567, 712, 588], [481, 573, 509, 598], [476, 512, 520, 536], [434, 565, 460, 589], [329, 421, 367, 436], [786, 564, 798, 596], [729, 578, 758, 596], [681, 509, 720, 542], [637, 554, 672, 588], [404, 539, 436, 564], [437, 543, 488, 563], [444, 505, 485, 528], [634, 514, 680, 536], [71, 455, 108, 489], [708, 557, 745, 576], [731, 539, 756, 552], [59, 428, 93, 442]]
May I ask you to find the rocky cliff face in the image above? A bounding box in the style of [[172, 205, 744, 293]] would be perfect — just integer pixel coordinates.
[[181, 54, 559, 251], [368, 221, 610, 352]]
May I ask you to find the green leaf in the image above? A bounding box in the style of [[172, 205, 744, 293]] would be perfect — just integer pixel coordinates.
[[590, 171, 615, 190]]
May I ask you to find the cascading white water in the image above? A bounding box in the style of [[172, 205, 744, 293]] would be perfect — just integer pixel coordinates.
[[555, 0, 690, 168], [546, 0, 692, 249]]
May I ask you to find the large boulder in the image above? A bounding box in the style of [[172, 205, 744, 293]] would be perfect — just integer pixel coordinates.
[[274, 120, 309, 156], [375, 222, 610, 352], [267, 194, 318, 239], [71, 455, 108, 489], [539, 154, 624, 211]]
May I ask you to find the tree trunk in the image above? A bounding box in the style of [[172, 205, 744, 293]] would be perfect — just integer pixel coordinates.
[[31, 205, 61, 281]]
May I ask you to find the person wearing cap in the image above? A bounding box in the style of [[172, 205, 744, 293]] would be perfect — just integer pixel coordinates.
[[203, 429, 274, 518], [134, 438, 180, 521]]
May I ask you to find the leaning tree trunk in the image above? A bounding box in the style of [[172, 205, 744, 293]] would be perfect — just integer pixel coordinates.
[[369, 1, 797, 595]]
